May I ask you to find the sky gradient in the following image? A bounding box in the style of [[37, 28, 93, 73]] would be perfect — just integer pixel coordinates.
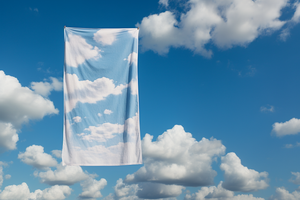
[[0, 0, 300, 199]]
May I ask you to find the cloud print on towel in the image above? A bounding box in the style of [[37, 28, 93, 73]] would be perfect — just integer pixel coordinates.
[[65, 33, 101, 68], [64, 73, 127, 113], [78, 113, 139, 142]]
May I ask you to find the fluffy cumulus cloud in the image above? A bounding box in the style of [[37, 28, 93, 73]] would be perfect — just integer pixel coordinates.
[[0, 71, 58, 152], [32, 185, 72, 200], [269, 187, 300, 200], [125, 125, 226, 186], [64, 73, 127, 113], [18, 145, 58, 169], [103, 179, 139, 200], [0, 122, 18, 152], [31, 77, 63, 97], [35, 163, 90, 185], [0, 70, 59, 127], [65, 33, 101, 68], [184, 181, 265, 200], [79, 177, 107, 199], [0, 162, 6, 188], [137, 0, 290, 57], [220, 152, 269, 192], [0, 182, 71, 200], [0, 182, 31, 200], [272, 118, 300, 137]]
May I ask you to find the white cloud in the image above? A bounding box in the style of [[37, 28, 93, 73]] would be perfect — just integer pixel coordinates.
[[260, 105, 274, 112], [125, 125, 226, 186], [269, 187, 300, 200], [18, 145, 58, 170], [272, 118, 300, 137], [51, 150, 62, 158], [220, 152, 269, 192], [98, 113, 102, 117], [80, 122, 124, 142], [32, 185, 72, 200], [0, 182, 31, 200], [93, 29, 122, 45], [0, 122, 18, 152], [184, 181, 265, 200], [159, 0, 169, 7], [35, 163, 90, 185], [137, 11, 180, 55], [0, 70, 59, 128], [65, 33, 101, 68], [73, 116, 82, 123], [0, 163, 5, 188], [31, 77, 63, 97], [129, 79, 138, 95], [0, 182, 72, 200], [126, 52, 138, 66], [104, 109, 113, 115], [137, 0, 288, 57], [79, 113, 139, 142], [103, 179, 139, 200], [79, 177, 107, 199], [64, 73, 127, 113], [290, 172, 300, 185]]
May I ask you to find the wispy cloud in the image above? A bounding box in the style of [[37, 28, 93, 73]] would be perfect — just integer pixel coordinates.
[[260, 105, 274, 113]]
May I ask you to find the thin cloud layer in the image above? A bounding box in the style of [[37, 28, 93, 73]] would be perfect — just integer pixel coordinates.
[[18, 145, 58, 170], [137, 182, 184, 199], [220, 152, 269, 192], [137, 0, 291, 57], [125, 125, 226, 186], [272, 118, 300, 137]]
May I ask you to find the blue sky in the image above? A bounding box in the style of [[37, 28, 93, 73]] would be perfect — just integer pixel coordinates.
[[0, 0, 300, 199]]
